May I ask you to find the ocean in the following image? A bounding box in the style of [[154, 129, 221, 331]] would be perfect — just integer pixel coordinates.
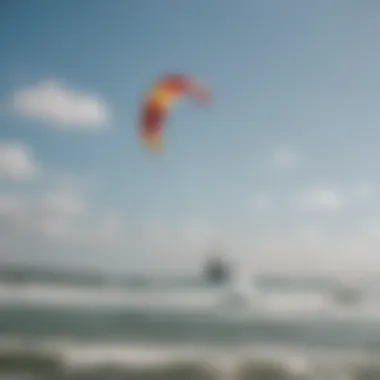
[[1, 265, 380, 379]]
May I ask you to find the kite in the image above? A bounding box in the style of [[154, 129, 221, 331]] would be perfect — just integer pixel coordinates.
[[139, 74, 211, 153]]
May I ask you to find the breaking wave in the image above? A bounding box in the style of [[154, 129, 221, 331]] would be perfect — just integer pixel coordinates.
[[0, 337, 379, 380]]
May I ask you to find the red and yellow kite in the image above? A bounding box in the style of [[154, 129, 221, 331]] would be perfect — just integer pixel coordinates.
[[139, 74, 211, 153]]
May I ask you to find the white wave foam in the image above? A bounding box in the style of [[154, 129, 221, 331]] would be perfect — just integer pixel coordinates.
[[0, 336, 377, 379], [0, 284, 223, 311], [1, 283, 380, 322]]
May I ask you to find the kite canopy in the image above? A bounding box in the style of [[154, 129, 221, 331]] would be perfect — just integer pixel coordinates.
[[139, 74, 211, 153]]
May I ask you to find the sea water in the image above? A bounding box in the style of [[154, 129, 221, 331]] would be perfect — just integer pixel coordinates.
[[1, 267, 380, 379]]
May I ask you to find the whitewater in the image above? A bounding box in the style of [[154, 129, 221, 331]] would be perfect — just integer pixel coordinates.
[[1, 270, 380, 379]]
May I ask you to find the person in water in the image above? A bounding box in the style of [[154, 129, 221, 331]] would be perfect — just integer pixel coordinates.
[[203, 255, 231, 285]]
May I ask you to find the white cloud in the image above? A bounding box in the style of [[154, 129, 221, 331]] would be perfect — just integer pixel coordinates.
[[140, 218, 217, 265], [270, 145, 299, 171], [43, 192, 85, 218], [180, 220, 218, 252], [0, 176, 85, 234], [297, 225, 325, 245], [298, 186, 344, 212], [11, 80, 109, 129], [296, 182, 375, 213], [351, 182, 376, 201], [0, 183, 226, 272], [250, 192, 272, 212], [0, 142, 39, 180], [365, 219, 380, 239], [4, 174, 380, 273], [3, 189, 380, 273], [0, 195, 25, 218], [253, 232, 379, 274]]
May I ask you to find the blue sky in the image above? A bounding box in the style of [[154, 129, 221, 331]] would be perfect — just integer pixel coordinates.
[[1, 1, 380, 273]]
